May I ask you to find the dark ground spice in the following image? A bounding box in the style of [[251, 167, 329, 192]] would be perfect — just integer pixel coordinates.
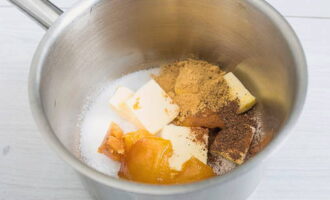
[[209, 101, 257, 164], [219, 101, 257, 128], [191, 127, 209, 146]]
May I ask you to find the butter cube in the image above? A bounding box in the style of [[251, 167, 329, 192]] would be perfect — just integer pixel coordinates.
[[109, 87, 143, 129], [109, 87, 134, 120], [109, 86, 134, 114], [125, 79, 179, 134], [159, 124, 208, 171], [224, 72, 256, 113]]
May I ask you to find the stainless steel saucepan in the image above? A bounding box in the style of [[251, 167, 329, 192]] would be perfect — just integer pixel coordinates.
[[9, 0, 307, 199]]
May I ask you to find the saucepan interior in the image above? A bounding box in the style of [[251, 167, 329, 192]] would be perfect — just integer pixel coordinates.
[[33, 0, 305, 189]]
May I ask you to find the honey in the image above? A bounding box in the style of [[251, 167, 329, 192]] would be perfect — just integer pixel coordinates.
[[99, 123, 215, 184]]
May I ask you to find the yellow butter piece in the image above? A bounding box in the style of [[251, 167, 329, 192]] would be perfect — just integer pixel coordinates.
[[125, 80, 180, 134], [159, 124, 208, 171], [224, 72, 256, 113], [109, 87, 144, 129]]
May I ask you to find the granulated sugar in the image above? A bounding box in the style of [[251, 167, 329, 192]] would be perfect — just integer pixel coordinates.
[[79, 68, 159, 176]]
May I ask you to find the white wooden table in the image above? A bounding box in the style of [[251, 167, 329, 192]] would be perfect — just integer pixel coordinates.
[[1, 0, 329, 199]]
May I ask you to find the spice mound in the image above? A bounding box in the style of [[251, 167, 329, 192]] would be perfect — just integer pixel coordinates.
[[153, 59, 231, 124], [96, 59, 260, 184]]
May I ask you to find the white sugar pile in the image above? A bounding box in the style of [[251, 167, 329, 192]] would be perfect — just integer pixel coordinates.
[[79, 68, 159, 176]]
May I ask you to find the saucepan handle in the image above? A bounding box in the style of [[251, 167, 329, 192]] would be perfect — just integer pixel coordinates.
[[8, 0, 63, 29]]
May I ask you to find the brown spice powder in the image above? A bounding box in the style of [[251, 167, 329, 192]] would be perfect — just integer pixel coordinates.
[[191, 127, 209, 146], [247, 128, 272, 159], [153, 59, 230, 122], [210, 101, 257, 164], [219, 101, 257, 128]]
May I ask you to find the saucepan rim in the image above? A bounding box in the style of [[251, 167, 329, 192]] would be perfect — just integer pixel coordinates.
[[28, 0, 308, 195]]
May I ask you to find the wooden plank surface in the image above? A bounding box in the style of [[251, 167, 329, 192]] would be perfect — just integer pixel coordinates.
[[266, 0, 330, 18], [1, 1, 330, 200], [0, 7, 91, 200], [2, 0, 330, 17]]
